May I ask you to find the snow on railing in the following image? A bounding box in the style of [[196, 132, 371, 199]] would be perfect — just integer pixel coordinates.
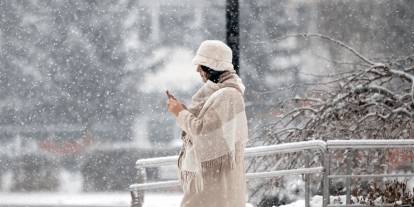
[[244, 140, 326, 156], [327, 139, 414, 149]]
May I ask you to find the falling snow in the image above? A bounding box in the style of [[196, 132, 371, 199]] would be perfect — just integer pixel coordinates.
[[1, 0, 413, 206]]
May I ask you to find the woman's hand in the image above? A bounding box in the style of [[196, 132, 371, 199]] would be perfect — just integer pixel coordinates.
[[167, 98, 186, 117]]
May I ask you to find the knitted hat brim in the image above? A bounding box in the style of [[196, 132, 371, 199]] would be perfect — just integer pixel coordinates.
[[192, 54, 234, 72]]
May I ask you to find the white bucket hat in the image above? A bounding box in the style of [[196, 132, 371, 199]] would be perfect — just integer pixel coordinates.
[[192, 40, 234, 72]]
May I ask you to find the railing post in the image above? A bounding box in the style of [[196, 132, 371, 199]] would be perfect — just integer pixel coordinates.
[[305, 151, 310, 207], [322, 151, 330, 207], [345, 149, 352, 205], [130, 167, 146, 207], [130, 191, 142, 207]]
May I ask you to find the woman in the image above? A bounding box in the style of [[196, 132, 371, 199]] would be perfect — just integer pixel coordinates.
[[167, 40, 249, 207]]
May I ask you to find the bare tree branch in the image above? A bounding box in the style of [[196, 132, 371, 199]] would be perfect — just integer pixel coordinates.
[[309, 51, 371, 68], [249, 34, 414, 201], [273, 33, 377, 65]]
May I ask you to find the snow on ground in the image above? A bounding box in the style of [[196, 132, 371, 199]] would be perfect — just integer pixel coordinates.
[[0, 192, 181, 207], [143, 193, 182, 207], [0, 192, 255, 207], [279, 195, 323, 207]]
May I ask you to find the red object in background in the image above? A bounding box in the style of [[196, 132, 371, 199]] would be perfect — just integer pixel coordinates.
[[38, 131, 94, 156]]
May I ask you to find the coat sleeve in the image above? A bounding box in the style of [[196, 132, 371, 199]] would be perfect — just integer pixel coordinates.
[[175, 91, 229, 138]]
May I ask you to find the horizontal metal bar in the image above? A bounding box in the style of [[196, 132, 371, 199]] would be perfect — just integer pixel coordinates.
[[246, 167, 324, 179], [329, 173, 414, 179], [327, 139, 414, 149], [135, 155, 178, 168], [129, 180, 180, 191], [244, 140, 327, 157], [135, 140, 327, 168], [129, 167, 324, 191]]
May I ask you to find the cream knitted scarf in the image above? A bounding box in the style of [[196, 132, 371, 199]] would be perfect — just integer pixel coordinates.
[[176, 71, 248, 193]]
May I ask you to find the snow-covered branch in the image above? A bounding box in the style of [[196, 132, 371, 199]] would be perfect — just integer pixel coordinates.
[[274, 33, 377, 66], [250, 34, 414, 146]]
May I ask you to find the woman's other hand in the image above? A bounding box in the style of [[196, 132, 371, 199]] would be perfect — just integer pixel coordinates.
[[167, 98, 185, 117]]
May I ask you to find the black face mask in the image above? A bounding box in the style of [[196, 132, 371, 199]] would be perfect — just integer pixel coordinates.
[[201, 65, 224, 83]]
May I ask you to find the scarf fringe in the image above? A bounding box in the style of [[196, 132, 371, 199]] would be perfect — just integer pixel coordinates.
[[179, 144, 245, 193], [201, 151, 236, 170]]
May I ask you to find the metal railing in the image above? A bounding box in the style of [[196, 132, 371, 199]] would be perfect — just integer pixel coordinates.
[[130, 140, 327, 207], [325, 139, 414, 207], [129, 139, 414, 207]]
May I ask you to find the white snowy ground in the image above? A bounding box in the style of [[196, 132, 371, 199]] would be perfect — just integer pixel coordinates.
[[2, 192, 412, 207], [0, 192, 255, 207], [0, 192, 180, 207], [279, 196, 323, 207], [0, 193, 363, 207]]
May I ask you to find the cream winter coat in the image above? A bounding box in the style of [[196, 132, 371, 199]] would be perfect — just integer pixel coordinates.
[[176, 71, 248, 207]]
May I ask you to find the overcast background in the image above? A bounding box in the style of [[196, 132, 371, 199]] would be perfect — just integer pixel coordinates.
[[0, 0, 413, 205]]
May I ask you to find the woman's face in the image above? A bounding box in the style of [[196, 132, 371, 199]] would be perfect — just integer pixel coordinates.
[[196, 65, 208, 83]]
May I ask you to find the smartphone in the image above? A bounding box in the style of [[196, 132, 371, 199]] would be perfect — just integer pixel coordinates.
[[165, 90, 176, 99]]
